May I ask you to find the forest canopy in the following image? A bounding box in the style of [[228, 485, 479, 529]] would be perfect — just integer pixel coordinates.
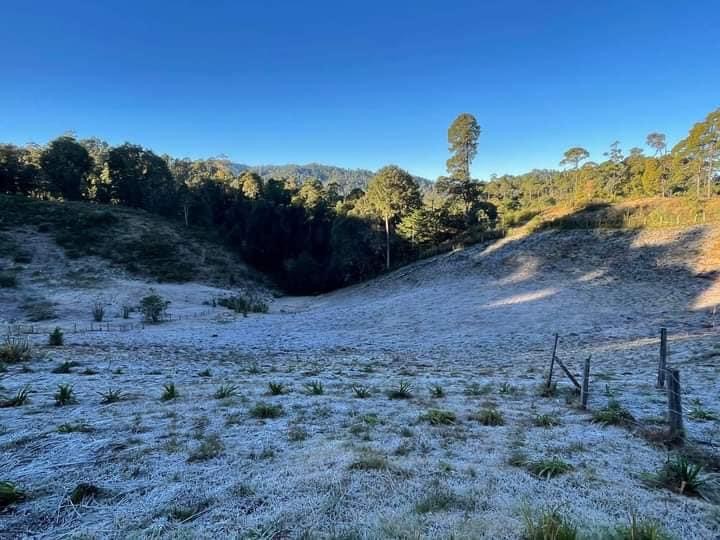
[[1, 107, 718, 293]]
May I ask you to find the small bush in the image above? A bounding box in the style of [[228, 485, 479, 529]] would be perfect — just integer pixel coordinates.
[[92, 302, 105, 322], [422, 409, 457, 425], [98, 388, 124, 404], [470, 407, 505, 426], [161, 382, 179, 401], [214, 383, 239, 399], [0, 272, 18, 288], [48, 327, 64, 346], [188, 434, 224, 462], [528, 458, 573, 479], [217, 295, 268, 315], [250, 402, 283, 419], [69, 483, 102, 505], [0, 336, 32, 363], [0, 481, 26, 507], [430, 385, 445, 398], [268, 382, 286, 395], [388, 380, 413, 399], [523, 507, 577, 540], [140, 294, 170, 323], [592, 400, 634, 426], [352, 384, 371, 398], [304, 381, 324, 395], [54, 383, 77, 406], [0, 386, 31, 408]]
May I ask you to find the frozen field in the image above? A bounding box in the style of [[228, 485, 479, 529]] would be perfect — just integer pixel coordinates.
[[1, 225, 720, 539]]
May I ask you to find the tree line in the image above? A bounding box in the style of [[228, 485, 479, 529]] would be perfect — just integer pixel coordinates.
[[1, 107, 717, 293]]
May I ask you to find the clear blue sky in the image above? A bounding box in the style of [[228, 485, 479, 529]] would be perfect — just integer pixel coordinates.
[[1, 1, 719, 180]]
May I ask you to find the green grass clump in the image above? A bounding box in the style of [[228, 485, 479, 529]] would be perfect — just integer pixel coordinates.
[[0, 386, 31, 408], [57, 422, 94, 433], [51, 360, 80, 374], [48, 327, 64, 346], [645, 455, 716, 499], [98, 388, 124, 404], [304, 380, 324, 395], [592, 400, 634, 426], [217, 295, 268, 315], [54, 383, 76, 406], [430, 384, 445, 398], [688, 399, 717, 421], [0, 336, 32, 363], [528, 458, 573, 479], [414, 484, 475, 514], [349, 449, 390, 471], [250, 402, 283, 419], [609, 514, 670, 540], [214, 383, 239, 399], [522, 508, 577, 540], [161, 382, 179, 401], [470, 407, 505, 426], [351, 384, 371, 398], [188, 434, 224, 462], [534, 414, 561, 428], [69, 482, 102, 505], [422, 409, 457, 425], [388, 380, 413, 399], [267, 382, 286, 395], [0, 481, 26, 507]]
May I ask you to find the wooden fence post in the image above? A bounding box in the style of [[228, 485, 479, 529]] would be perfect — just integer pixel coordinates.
[[667, 368, 684, 442], [580, 356, 591, 409], [546, 333, 559, 389], [657, 328, 667, 389]]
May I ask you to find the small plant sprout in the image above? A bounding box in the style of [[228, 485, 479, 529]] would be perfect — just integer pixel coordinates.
[[304, 380, 324, 395], [268, 382, 286, 395], [430, 384, 445, 398], [351, 385, 371, 398], [214, 383, 239, 399], [388, 380, 412, 399], [161, 382, 179, 401], [54, 384, 76, 406], [48, 327, 64, 346]]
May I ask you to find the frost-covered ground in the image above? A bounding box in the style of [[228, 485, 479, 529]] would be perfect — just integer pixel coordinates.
[[1, 226, 720, 539]]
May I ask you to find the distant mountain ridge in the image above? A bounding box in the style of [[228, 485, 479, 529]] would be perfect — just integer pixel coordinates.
[[229, 162, 432, 193]]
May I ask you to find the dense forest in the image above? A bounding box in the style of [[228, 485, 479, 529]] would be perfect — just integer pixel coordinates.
[[1, 108, 718, 293]]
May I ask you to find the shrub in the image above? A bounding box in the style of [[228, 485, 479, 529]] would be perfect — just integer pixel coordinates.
[[0, 481, 26, 507], [140, 294, 170, 323], [0, 386, 31, 408], [92, 302, 105, 322], [388, 380, 413, 399], [522, 508, 577, 540], [268, 382, 286, 395], [214, 383, 239, 399], [217, 295, 268, 315], [351, 384, 371, 398], [54, 384, 76, 406], [161, 382, 179, 401], [304, 381, 324, 395], [98, 388, 124, 404], [0, 272, 18, 288], [470, 407, 505, 426], [0, 336, 32, 363], [592, 400, 634, 426], [528, 458, 573, 479], [250, 402, 283, 419], [48, 327, 64, 346], [422, 409, 457, 425]]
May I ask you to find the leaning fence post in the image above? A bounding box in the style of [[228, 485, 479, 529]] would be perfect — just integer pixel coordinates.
[[546, 333, 559, 389], [667, 368, 684, 442], [580, 356, 591, 409], [657, 328, 667, 388]]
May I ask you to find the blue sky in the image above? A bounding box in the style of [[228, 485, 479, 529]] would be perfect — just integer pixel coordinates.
[[1, 1, 719, 180]]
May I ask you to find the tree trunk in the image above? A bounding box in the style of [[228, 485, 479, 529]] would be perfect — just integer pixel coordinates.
[[384, 216, 390, 270]]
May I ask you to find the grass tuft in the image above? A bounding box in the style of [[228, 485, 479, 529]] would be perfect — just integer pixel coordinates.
[[54, 383, 76, 406], [304, 380, 324, 395], [422, 409, 457, 425], [0, 481, 26, 507], [214, 383, 239, 399], [98, 388, 124, 404], [430, 384, 445, 398], [48, 327, 64, 346], [0, 336, 31, 363], [161, 382, 179, 401], [268, 382, 286, 395], [592, 400, 634, 426], [250, 402, 283, 419], [527, 458, 573, 479], [522, 507, 577, 540], [0, 386, 31, 408], [388, 380, 413, 399], [351, 384, 371, 398], [645, 455, 717, 500], [470, 407, 505, 426]]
